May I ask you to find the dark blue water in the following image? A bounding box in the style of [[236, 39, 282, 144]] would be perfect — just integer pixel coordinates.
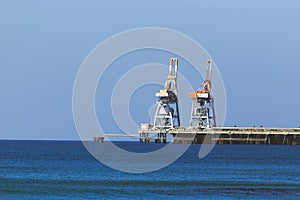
[[0, 141, 300, 199]]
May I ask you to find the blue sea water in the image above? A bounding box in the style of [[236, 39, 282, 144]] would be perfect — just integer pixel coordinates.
[[0, 141, 300, 199]]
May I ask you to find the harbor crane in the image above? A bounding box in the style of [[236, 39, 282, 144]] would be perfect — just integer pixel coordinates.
[[188, 60, 216, 129], [153, 58, 180, 130], [139, 58, 180, 144]]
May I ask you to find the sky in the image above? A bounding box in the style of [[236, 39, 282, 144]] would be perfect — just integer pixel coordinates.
[[1, 0, 300, 140]]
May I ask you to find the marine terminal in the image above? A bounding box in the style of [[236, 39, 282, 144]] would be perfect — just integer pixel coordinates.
[[95, 58, 300, 145]]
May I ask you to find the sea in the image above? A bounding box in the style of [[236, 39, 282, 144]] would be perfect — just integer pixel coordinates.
[[0, 140, 299, 199]]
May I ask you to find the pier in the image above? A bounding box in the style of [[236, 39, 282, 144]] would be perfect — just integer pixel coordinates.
[[137, 58, 300, 145], [138, 127, 300, 145], [95, 58, 300, 145]]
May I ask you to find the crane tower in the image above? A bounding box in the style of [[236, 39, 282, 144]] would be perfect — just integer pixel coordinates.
[[153, 58, 180, 131], [188, 60, 216, 129]]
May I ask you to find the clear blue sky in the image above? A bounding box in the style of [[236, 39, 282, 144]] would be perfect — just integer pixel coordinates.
[[1, 0, 300, 140]]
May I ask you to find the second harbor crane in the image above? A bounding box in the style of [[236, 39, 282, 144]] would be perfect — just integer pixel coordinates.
[[188, 60, 216, 129]]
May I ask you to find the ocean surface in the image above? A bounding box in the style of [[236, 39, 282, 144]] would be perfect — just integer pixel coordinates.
[[0, 140, 300, 199]]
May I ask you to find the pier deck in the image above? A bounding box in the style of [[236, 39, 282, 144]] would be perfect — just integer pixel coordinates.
[[139, 127, 300, 145]]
